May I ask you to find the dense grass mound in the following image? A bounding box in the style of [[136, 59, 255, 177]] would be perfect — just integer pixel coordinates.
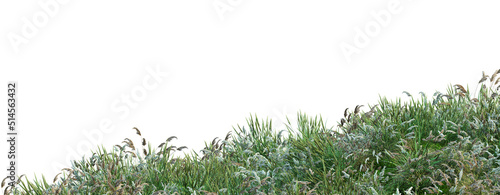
[[3, 70, 500, 194]]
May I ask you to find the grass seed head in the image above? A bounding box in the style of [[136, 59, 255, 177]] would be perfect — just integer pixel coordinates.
[[114, 145, 123, 151], [166, 136, 177, 142], [166, 146, 177, 152], [479, 71, 489, 83], [491, 70, 498, 82], [53, 173, 62, 183], [211, 137, 218, 146], [354, 105, 363, 114], [224, 131, 231, 141], [1, 176, 8, 188], [133, 127, 141, 136], [455, 84, 467, 93], [177, 146, 188, 151], [16, 175, 25, 185]]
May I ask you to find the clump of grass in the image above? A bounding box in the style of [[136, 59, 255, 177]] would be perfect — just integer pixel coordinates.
[[3, 69, 500, 194]]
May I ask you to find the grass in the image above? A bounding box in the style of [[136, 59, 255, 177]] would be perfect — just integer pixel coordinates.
[[3, 69, 500, 194]]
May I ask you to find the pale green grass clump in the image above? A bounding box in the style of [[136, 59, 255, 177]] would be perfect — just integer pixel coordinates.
[[3, 70, 500, 194]]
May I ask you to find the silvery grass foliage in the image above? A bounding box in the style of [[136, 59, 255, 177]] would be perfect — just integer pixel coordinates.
[[2, 69, 500, 194]]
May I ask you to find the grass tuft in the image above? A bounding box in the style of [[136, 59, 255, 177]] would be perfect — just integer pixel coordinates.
[[3, 69, 500, 194]]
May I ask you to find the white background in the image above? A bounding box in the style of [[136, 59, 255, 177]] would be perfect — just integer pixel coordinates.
[[1, 0, 499, 184]]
